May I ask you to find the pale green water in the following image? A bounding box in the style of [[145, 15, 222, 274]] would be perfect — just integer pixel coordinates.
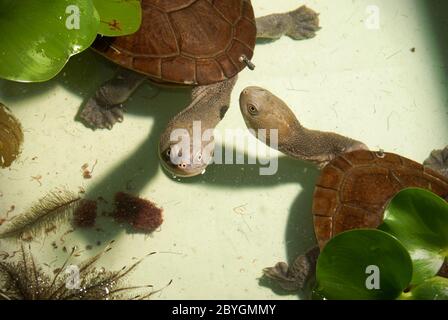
[[0, 0, 447, 299]]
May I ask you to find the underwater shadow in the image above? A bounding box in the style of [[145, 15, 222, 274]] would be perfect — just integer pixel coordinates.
[[256, 38, 277, 46], [60, 49, 320, 297], [171, 153, 319, 299], [256, 183, 317, 299], [0, 32, 308, 107], [421, 0, 448, 115], [0, 51, 110, 105], [422, 1, 448, 61], [1, 46, 319, 299], [0, 35, 289, 108], [75, 85, 191, 244]]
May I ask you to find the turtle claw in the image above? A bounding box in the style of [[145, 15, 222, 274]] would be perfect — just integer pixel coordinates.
[[111, 106, 125, 123], [80, 97, 125, 130], [287, 6, 320, 40], [263, 262, 290, 279]]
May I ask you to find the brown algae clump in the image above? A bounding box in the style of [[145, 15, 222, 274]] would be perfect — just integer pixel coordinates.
[[73, 200, 97, 228], [0, 103, 24, 168], [113, 192, 163, 233]]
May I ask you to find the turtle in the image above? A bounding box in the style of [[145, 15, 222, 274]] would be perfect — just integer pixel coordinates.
[[239, 86, 448, 292], [79, 0, 321, 178]]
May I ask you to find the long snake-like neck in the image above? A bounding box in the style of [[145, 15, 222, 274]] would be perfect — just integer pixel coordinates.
[[280, 124, 368, 166], [160, 76, 237, 150], [240, 86, 368, 167]]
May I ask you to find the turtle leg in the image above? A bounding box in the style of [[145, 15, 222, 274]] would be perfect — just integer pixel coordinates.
[[263, 246, 320, 292], [255, 5, 320, 40], [424, 146, 448, 179], [80, 68, 147, 130]]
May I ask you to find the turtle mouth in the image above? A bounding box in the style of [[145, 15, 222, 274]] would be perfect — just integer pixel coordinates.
[[158, 146, 206, 178], [159, 160, 205, 178]]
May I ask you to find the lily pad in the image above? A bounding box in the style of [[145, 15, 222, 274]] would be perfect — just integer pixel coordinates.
[[0, 0, 100, 82], [93, 0, 142, 36], [405, 277, 448, 300], [315, 229, 413, 300], [379, 188, 448, 285]]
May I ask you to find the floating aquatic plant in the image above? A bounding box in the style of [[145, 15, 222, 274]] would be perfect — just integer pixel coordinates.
[[0, 0, 142, 82], [313, 188, 448, 300], [93, 0, 142, 36], [0, 242, 166, 300], [314, 229, 413, 300], [402, 277, 448, 300], [379, 188, 448, 285], [0, 190, 82, 241], [0, 0, 100, 82], [0, 103, 23, 168]]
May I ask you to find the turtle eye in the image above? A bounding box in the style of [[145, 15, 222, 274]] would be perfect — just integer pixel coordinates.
[[247, 104, 258, 115], [166, 149, 171, 157]]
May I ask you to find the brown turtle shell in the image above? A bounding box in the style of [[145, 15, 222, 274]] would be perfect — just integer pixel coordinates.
[[92, 0, 257, 86], [312, 150, 448, 249]]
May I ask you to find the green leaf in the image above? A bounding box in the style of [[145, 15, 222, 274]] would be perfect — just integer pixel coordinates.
[[379, 188, 448, 285], [406, 277, 448, 300], [315, 229, 413, 300], [93, 0, 142, 36], [0, 0, 100, 82]]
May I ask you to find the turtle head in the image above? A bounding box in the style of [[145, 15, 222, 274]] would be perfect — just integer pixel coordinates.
[[240, 86, 368, 166], [239, 86, 301, 143], [159, 130, 214, 178]]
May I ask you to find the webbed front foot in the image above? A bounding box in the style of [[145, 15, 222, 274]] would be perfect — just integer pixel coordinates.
[[81, 99, 124, 130], [287, 6, 320, 40], [80, 68, 146, 130], [263, 246, 320, 292], [263, 261, 300, 291], [424, 146, 448, 178], [256, 5, 320, 40]]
